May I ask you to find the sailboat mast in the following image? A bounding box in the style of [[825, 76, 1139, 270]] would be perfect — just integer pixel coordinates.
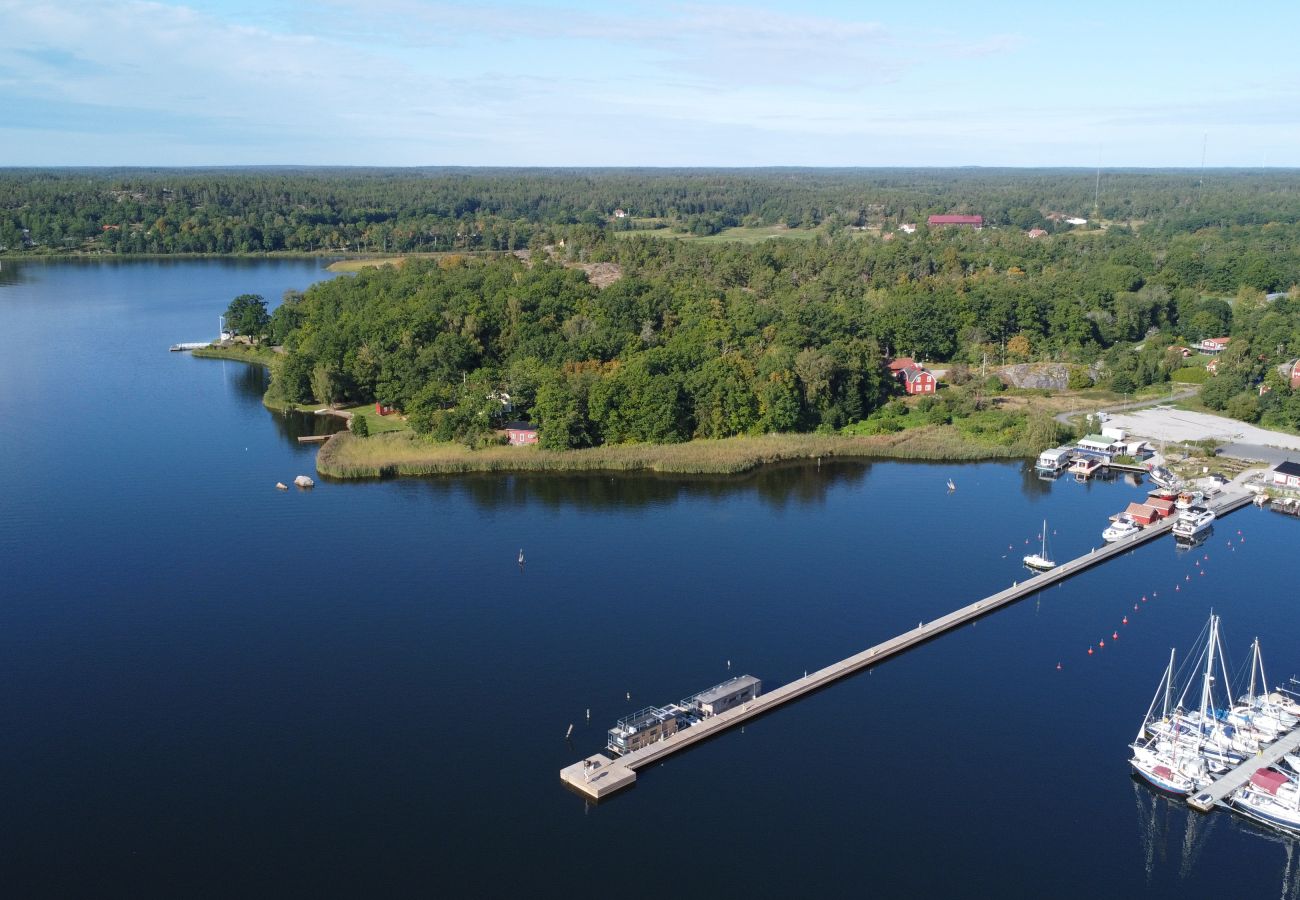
[[1199, 615, 1218, 725], [1041, 519, 1048, 557], [1249, 638, 1260, 701], [1163, 648, 1176, 720]]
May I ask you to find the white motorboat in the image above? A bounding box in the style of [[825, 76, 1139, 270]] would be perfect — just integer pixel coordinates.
[[1175, 490, 1204, 510], [1172, 507, 1216, 540], [1023, 518, 1056, 571], [1103, 516, 1141, 542]]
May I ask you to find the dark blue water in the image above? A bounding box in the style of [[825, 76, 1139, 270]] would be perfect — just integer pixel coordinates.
[[3, 260, 1300, 897]]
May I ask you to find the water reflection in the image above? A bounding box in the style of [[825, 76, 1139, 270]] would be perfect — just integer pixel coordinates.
[[1133, 780, 1220, 885], [0, 260, 28, 287], [394, 460, 875, 512]]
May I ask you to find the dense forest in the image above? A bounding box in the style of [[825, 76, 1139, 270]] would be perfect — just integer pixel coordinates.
[[256, 215, 1300, 448], [4, 166, 1300, 254]]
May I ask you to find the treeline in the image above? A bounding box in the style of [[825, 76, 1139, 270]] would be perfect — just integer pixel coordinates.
[[253, 209, 1300, 447], [5, 167, 1300, 254]]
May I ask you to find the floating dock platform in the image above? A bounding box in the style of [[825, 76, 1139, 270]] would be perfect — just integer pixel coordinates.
[[562, 488, 1255, 800]]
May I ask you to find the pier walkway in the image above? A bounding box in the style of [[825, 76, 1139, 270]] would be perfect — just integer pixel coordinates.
[[562, 488, 1255, 800], [1188, 726, 1300, 812]]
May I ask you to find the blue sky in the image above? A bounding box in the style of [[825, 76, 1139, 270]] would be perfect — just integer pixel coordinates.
[[1, 0, 1297, 167]]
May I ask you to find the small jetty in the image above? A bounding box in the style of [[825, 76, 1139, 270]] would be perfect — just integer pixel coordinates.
[[296, 435, 330, 444], [1188, 729, 1300, 813], [169, 342, 211, 352], [562, 487, 1255, 800]]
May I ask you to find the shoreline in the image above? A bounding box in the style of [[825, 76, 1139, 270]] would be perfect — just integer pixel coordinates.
[[314, 429, 1032, 479]]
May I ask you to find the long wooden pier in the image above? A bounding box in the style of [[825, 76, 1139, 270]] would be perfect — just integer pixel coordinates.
[[562, 488, 1256, 799], [1188, 726, 1300, 813]]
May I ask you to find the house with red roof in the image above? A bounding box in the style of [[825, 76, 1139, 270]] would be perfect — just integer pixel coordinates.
[[1199, 337, 1232, 353], [927, 214, 983, 229]]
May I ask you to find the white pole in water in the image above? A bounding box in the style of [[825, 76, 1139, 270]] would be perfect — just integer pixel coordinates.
[[586, 708, 590, 722], [565, 724, 574, 740]]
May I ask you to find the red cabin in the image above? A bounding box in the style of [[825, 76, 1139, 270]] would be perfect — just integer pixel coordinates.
[[504, 421, 539, 446]]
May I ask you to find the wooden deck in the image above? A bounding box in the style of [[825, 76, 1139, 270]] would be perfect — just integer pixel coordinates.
[[562, 489, 1256, 800], [1188, 726, 1300, 812]]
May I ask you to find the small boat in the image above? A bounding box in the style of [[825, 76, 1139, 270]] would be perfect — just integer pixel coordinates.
[[1172, 507, 1215, 540], [1147, 465, 1180, 489], [1103, 516, 1141, 542], [1175, 490, 1204, 511], [1023, 518, 1056, 571], [946, 478, 956, 492], [518, 549, 525, 565]]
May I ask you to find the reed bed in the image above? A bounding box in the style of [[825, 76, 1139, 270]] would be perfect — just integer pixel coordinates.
[[317, 426, 1032, 479]]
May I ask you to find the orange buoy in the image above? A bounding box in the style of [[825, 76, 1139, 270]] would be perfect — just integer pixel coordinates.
[[1123, 616, 1128, 624], [1176, 584, 1181, 591], [1142, 595, 1147, 602], [1113, 631, 1119, 640], [1057, 662, 1062, 670], [1186, 574, 1191, 581], [1088, 647, 1094, 655], [1134, 604, 1139, 610], [1200, 571, 1205, 576], [1099, 639, 1105, 648]]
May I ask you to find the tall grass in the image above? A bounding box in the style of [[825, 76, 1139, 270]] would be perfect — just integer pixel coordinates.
[[317, 426, 1033, 479]]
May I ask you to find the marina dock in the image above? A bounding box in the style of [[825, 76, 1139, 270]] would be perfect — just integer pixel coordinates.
[[562, 488, 1256, 800], [1188, 726, 1300, 813]]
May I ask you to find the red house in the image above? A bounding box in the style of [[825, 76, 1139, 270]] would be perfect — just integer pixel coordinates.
[[897, 363, 937, 395], [1122, 502, 1160, 527], [927, 214, 983, 229], [504, 421, 539, 445]]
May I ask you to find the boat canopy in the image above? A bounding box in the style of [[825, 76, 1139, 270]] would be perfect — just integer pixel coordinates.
[[1251, 768, 1289, 795]]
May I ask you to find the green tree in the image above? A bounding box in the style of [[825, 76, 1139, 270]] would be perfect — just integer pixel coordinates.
[[224, 293, 270, 341], [350, 412, 370, 437]]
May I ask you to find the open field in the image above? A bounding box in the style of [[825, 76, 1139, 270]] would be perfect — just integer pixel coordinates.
[[316, 426, 1030, 479]]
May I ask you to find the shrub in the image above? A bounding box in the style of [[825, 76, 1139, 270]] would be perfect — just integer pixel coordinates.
[[351, 413, 370, 437]]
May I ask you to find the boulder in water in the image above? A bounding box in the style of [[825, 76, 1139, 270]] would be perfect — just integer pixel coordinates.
[[275, 482, 288, 491], [294, 475, 315, 488]]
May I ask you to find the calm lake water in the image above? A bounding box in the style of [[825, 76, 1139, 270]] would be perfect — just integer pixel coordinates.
[[3, 259, 1300, 897]]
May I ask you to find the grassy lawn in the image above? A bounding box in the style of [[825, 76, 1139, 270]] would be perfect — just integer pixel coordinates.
[[344, 404, 409, 434], [191, 342, 279, 366]]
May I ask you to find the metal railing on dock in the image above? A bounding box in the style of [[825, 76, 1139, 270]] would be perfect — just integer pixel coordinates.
[[561, 488, 1257, 800]]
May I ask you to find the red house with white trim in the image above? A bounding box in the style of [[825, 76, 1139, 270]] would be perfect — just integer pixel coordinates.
[[504, 421, 539, 445], [889, 358, 937, 395]]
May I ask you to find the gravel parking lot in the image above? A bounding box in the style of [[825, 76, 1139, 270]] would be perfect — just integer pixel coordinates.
[[1105, 407, 1300, 461]]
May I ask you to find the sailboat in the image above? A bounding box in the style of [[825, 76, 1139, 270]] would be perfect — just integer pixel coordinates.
[[1023, 519, 1056, 571], [946, 478, 956, 492]]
